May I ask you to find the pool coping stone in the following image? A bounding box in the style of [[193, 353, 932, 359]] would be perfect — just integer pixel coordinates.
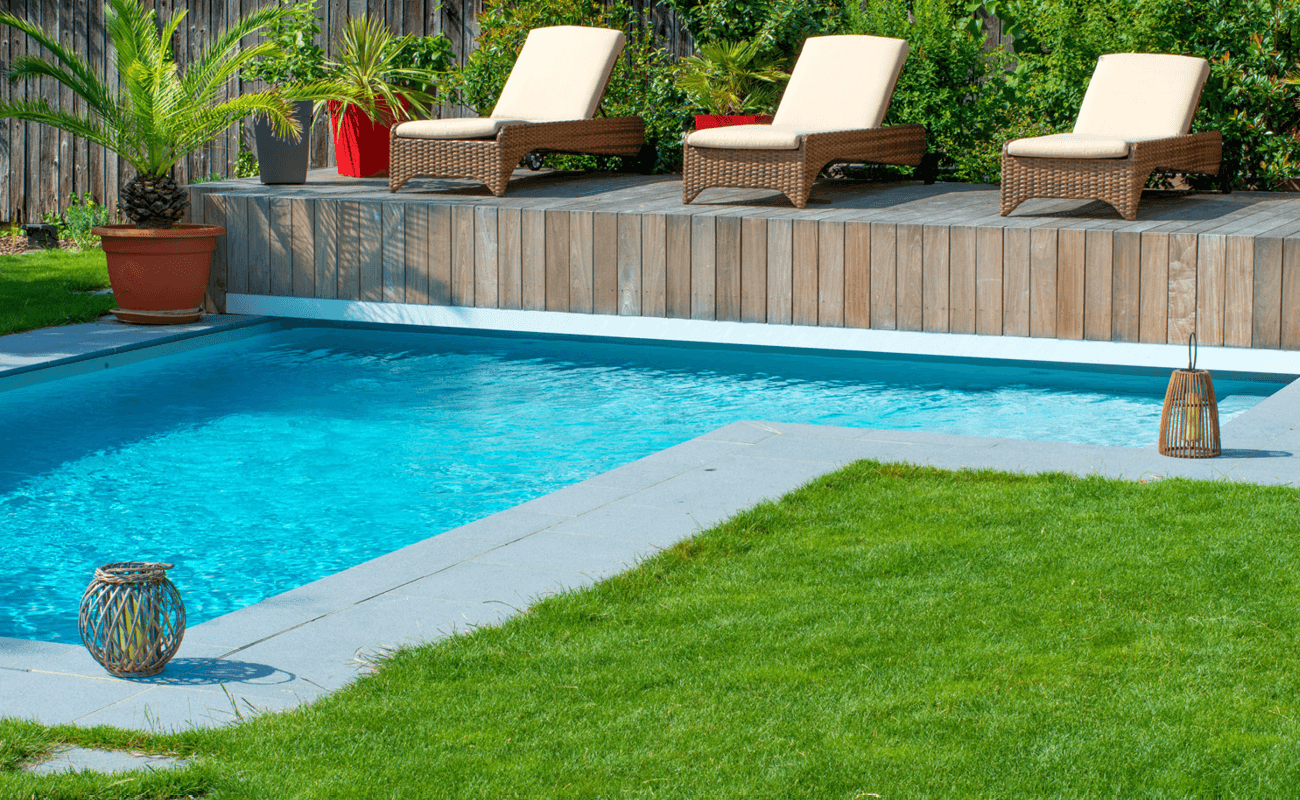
[[0, 313, 277, 391], [1, 317, 1299, 739]]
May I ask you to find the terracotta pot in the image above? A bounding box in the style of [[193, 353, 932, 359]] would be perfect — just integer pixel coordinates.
[[693, 114, 774, 130], [329, 99, 408, 178], [93, 223, 224, 325]]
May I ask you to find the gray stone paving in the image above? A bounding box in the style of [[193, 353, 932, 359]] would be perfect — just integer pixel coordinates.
[[0, 313, 275, 391], [24, 746, 188, 776], [1, 318, 1298, 737]]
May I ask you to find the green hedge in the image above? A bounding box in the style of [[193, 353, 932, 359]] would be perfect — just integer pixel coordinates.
[[987, 0, 1300, 189], [440, 0, 1300, 188]]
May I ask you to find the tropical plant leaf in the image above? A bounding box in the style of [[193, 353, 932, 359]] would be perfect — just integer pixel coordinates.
[[0, 0, 297, 177]]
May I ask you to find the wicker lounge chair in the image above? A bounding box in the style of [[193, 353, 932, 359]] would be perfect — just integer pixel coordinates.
[[681, 35, 925, 209], [1000, 53, 1222, 221], [388, 26, 645, 196]]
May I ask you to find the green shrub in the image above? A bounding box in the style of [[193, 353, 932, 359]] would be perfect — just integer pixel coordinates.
[[241, 0, 330, 89], [392, 33, 455, 96], [439, 0, 688, 173], [661, 0, 842, 59], [234, 147, 260, 178], [986, 0, 1300, 189], [836, 0, 1012, 182], [41, 192, 110, 250]]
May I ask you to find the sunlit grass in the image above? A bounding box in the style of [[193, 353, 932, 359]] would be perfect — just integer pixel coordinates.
[[5, 462, 1300, 798], [0, 248, 114, 336]]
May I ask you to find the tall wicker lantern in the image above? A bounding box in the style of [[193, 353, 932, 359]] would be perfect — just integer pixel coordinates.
[[1158, 335, 1220, 458], [79, 562, 186, 677]]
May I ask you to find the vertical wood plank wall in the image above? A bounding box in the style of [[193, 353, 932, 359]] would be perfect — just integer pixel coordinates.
[[191, 191, 1300, 352]]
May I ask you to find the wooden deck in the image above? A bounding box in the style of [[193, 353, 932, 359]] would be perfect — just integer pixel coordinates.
[[187, 169, 1300, 351]]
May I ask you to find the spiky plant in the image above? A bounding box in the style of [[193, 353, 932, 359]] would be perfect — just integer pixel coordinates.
[[0, 0, 298, 228], [677, 38, 789, 116], [316, 15, 441, 126]]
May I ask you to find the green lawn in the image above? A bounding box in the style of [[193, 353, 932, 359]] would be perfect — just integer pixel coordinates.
[[0, 248, 115, 336], [5, 462, 1300, 798]]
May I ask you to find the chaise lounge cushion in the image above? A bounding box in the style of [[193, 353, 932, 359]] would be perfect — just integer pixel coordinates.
[[490, 26, 625, 122], [1006, 53, 1210, 159], [686, 123, 807, 150], [771, 35, 910, 132], [684, 35, 910, 151], [393, 117, 527, 140], [1005, 133, 1135, 159], [1073, 53, 1210, 139]]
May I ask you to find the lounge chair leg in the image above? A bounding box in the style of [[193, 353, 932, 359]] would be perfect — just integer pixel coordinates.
[[998, 190, 1026, 217], [785, 191, 810, 209], [682, 186, 703, 205], [388, 172, 410, 193]]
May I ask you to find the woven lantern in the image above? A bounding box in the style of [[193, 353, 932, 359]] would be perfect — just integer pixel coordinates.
[[1158, 334, 1220, 458], [79, 562, 186, 677]]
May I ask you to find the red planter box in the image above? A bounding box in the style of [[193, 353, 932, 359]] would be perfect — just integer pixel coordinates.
[[329, 99, 407, 178], [693, 114, 774, 130]]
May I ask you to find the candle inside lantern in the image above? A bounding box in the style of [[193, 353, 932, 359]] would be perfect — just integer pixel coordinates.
[[1184, 391, 1202, 443]]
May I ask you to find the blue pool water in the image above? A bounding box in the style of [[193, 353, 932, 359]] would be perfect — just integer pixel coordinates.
[[0, 327, 1280, 642]]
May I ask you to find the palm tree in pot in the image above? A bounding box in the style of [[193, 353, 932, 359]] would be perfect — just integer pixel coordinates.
[[0, 0, 297, 323]]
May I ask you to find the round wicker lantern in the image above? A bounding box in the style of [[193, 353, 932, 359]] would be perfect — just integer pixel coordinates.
[[1158, 335, 1220, 458], [79, 562, 186, 677]]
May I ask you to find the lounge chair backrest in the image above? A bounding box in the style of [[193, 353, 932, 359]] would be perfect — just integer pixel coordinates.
[[491, 26, 625, 122], [1072, 53, 1210, 139], [771, 35, 910, 131]]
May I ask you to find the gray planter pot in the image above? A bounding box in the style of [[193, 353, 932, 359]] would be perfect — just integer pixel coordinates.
[[254, 100, 313, 185]]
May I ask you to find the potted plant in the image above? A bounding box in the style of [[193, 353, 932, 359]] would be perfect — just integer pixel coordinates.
[[241, 0, 332, 185], [0, 0, 296, 324], [316, 16, 444, 178], [677, 38, 789, 130]]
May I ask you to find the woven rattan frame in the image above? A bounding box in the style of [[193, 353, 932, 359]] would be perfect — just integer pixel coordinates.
[[682, 124, 927, 209], [389, 117, 645, 196], [79, 561, 186, 677], [1158, 368, 1221, 458], [999, 131, 1222, 221]]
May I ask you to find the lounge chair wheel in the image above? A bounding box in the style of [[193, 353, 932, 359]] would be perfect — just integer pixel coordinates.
[[918, 152, 940, 185], [625, 143, 657, 175], [523, 152, 546, 171]]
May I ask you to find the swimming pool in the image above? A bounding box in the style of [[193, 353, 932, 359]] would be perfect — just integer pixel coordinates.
[[0, 326, 1280, 642]]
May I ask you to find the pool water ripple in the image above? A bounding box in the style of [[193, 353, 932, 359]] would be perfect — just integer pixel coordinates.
[[0, 327, 1276, 641]]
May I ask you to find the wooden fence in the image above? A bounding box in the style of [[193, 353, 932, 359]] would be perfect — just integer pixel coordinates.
[[0, 0, 695, 223]]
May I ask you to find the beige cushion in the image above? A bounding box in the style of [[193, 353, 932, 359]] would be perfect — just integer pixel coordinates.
[[1073, 53, 1210, 139], [771, 35, 910, 131], [1006, 133, 1133, 159], [392, 117, 526, 140], [490, 26, 624, 122], [685, 124, 809, 150]]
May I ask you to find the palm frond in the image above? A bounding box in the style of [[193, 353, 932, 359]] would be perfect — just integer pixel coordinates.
[[0, 11, 116, 116], [169, 92, 297, 164], [1, 0, 310, 181], [184, 3, 294, 99], [0, 99, 120, 157]]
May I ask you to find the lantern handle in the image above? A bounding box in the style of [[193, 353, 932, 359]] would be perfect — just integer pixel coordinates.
[[1188, 333, 1197, 371]]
